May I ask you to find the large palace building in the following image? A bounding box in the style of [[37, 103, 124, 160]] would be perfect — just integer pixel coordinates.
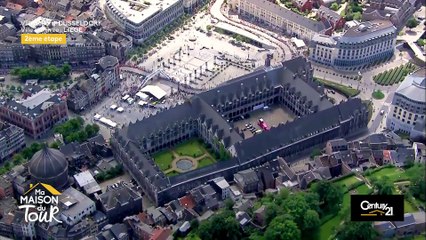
[[111, 57, 369, 205]]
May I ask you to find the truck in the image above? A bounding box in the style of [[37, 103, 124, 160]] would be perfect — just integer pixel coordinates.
[[258, 118, 270, 131]]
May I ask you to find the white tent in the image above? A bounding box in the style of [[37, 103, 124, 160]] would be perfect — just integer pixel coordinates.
[[138, 100, 147, 107], [140, 85, 167, 100], [136, 92, 149, 101], [291, 37, 306, 49]]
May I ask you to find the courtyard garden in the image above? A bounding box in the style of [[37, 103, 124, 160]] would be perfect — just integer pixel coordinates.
[[373, 63, 417, 86], [152, 138, 219, 177]]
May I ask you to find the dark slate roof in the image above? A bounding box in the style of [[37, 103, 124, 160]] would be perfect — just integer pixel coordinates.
[[244, 0, 326, 32], [318, 6, 341, 20], [99, 183, 142, 211], [29, 147, 68, 180], [374, 221, 396, 232], [198, 57, 331, 112], [328, 138, 348, 147], [365, 133, 388, 144], [234, 169, 259, 186], [98, 55, 118, 70], [393, 213, 416, 228], [23, 85, 42, 95]]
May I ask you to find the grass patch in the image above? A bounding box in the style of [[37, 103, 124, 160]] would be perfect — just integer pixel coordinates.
[[334, 175, 361, 188], [366, 166, 409, 183], [314, 78, 360, 98], [373, 63, 416, 86], [198, 157, 215, 168], [153, 150, 175, 171], [175, 139, 206, 158], [372, 90, 385, 100], [166, 170, 180, 177], [404, 199, 418, 213]]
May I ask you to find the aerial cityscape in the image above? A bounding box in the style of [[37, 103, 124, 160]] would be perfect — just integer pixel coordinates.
[[0, 0, 424, 239]]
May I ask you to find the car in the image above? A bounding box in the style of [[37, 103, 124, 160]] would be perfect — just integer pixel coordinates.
[[380, 110, 385, 115]]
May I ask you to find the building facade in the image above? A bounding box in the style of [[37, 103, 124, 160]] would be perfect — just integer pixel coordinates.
[[386, 68, 426, 140], [111, 57, 369, 205], [309, 20, 396, 71], [67, 55, 120, 112], [0, 90, 68, 139], [236, 0, 329, 41], [32, 33, 106, 67], [104, 0, 184, 44], [0, 36, 31, 69], [0, 122, 25, 162]]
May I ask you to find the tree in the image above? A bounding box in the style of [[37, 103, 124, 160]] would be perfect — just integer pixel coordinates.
[[330, 2, 339, 10], [13, 154, 24, 165], [282, 193, 309, 228], [197, 210, 241, 240], [336, 221, 378, 240], [353, 12, 362, 21], [310, 148, 322, 159], [372, 176, 394, 195], [17, 86, 23, 93], [264, 218, 301, 240], [406, 17, 419, 29], [408, 164, 426, 202], [303, 209, 320, 231], [49, 141, 62, 149], [10, 85, 16, 91], [62, 63, 71, 75], [311, 181, 344, 214]]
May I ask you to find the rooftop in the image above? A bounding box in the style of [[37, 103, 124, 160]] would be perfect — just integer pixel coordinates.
[[396, 68, 426, 103], [59, 187, 95, 219], [106, 0, 180, 25], [244, 0, 327, 32], [342, 20, 396, 41]]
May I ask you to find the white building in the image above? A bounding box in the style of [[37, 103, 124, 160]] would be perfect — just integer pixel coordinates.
[[59, 187, 96, 226], [104, 0, 184, 44], [211, 177, 230, 200], [412, 142, 426, 163], [73, 170, 102, 195], [309, 20, 397, 71], [386, 68, 426, 140]]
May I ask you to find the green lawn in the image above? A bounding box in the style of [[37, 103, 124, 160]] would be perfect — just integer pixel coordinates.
[[175, 139, 206, 158], [152, 150, 175, 171], [333, 175, 361, 191], [319, 184, 372, 240], [367, 166, 409, 183], [198, 157, 215, 168], [404, 199, 418, 213]]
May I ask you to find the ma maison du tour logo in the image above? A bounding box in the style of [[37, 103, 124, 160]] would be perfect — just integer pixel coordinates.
[[351, 195, 404, 221], [18, 183, 62, 223]]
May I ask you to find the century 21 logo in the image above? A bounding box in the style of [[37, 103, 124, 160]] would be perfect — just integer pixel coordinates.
[[351, 195, 404, 221], [360, 200, 393, 217]]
